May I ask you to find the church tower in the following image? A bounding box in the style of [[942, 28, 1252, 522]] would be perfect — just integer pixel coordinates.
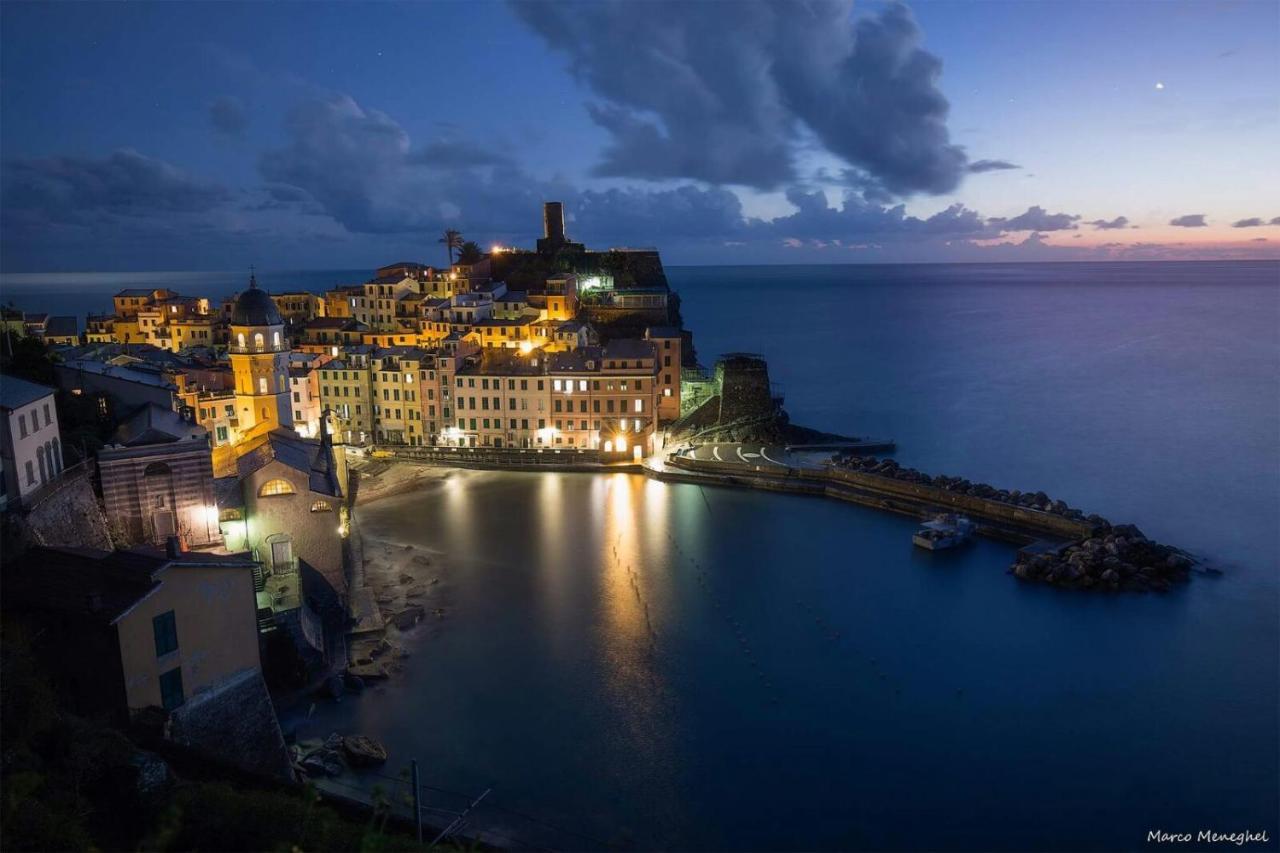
[[229, 273, 293, 435]]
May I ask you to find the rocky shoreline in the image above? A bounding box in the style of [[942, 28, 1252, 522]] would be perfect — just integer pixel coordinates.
[[833, 453, 1202, 593]]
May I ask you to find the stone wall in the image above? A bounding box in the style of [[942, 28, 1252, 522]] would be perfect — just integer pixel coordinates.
[[716, 355, 774, 425], [1, 462, 114, 560]]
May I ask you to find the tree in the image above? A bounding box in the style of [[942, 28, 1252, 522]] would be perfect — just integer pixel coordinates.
[[457, 241, 482, 265], [437, 229, 463, 266]]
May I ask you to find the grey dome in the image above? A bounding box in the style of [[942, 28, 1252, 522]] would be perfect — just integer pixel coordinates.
[[231, 282, 282, 326]]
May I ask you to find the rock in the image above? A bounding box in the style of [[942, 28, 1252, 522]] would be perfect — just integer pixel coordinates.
[[344, 673, 366, 693], [347, 663, 389, 681], [343, 735, 389, 767], [1113, 523, 1147, 541], [1101, 568, 1119, 584], [398, 573, 414, 585], [324, 732, 345, 750], [393, 605, 426, 629], [411, 555, 431, 566]]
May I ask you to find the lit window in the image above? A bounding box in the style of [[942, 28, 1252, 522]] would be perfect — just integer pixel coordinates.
[[553, 379, 562, 391], [310, 500, 332, 512], [634, 399, 643, 413], [254, 332, 264, 350], [258, 479, 296, 497]]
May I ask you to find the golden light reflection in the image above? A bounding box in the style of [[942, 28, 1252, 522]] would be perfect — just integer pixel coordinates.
[[597, 474, 677, 780]]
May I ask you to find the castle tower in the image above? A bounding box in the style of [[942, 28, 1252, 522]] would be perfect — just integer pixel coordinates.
[[229, 273, 293, 435]]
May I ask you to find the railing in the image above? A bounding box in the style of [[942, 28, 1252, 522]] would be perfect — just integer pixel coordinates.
[[377, 445, 607, 466]]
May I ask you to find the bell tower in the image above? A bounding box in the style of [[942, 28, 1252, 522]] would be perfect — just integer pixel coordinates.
[[229, 272, 293, 435]]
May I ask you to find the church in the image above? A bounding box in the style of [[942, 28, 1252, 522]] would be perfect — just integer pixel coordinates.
[[212, 277, 350, 650]]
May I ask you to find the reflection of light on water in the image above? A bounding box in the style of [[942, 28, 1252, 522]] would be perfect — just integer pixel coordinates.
[[598, 474, 677, 781], [536, 474, 572, 632]]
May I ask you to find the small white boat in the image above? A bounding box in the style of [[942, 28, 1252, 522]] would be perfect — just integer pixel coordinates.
[[913, 514, 974, 550]]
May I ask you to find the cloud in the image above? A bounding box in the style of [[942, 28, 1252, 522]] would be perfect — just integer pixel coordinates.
[[511, 1, 967, 195], [1271, 217, 1280, 226], [1087, 215, 1131, 230], [1169, 214, 1207, 227], [968, 159, 1020, 173], [209, 95, 249, 136], [987, 205, 1080, 232], [1, 148, 229, 225], [411, 140, 514, 168], [1232, 217, 1265, 228]]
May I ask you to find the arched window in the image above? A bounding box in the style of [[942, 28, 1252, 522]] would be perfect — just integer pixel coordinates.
[[144, 461, 171, 476], [258, 479, 295, 497], [36, 446, 47, 484], [273, 331, 281, 348], [254, 332, 264, 350], [258, 377, 267, 395], [237, 332, 246, 349], [51, 438, 62, 474], [310, 500, 332, 513]]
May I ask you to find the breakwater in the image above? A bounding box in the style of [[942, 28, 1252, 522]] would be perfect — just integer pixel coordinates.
[[659, 452, 1194, 592]]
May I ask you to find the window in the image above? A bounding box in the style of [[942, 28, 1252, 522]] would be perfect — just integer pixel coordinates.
[[24, 461, 34, 485], [216, 425, 229, 442], [310, 500, 332, 512], [153, 610, 179, 657], [43, 403, 51, 426], [159, 667, 185, 710], [254, 332, 265, 350], [258, 377, 267, 395], [258, 479, 296, 497], [17, 414, 26, 438]]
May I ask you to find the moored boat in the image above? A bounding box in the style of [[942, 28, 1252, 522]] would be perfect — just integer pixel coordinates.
[[913, 514, 974, 550]]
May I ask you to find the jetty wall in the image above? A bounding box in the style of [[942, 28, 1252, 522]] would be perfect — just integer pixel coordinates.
[[662, 455, 1095, 544]]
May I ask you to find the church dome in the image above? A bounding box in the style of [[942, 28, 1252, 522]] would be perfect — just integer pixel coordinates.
[[231, 275, 283, 326]]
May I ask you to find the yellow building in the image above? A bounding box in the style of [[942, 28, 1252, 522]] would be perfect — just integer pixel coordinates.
[[318, 348, 374, 445], [227, 275, 293, 437]]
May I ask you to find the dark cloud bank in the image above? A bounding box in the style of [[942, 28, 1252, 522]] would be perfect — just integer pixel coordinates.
[[2, 2, 1274, 269]]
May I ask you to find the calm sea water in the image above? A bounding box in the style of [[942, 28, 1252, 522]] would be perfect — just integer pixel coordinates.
[[6, 262, 1279, 848]]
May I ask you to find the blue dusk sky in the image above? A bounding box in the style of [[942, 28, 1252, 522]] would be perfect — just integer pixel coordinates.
[[1, 0, 1277, 271]]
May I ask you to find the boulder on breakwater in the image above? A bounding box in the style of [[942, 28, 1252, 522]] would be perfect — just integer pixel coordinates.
[[1012, 524, 1192, 592]]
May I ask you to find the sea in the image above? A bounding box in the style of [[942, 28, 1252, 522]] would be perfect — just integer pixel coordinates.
[[2, 261, 1277, 850]]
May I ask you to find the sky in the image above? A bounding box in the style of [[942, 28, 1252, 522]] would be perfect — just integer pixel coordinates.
[[1, 0, 1277, 271]]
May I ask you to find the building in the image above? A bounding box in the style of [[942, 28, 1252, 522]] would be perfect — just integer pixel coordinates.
[[55, 358, 178, 419], [222, 425, 348, 594], [645, 326, 683, 422], [318, 348, 374, 445], [288, 351, 329, 439], [114, 288, 177, 317], [98, 404, 221, 548], [1, 543, 291, 778], [43, 316, 80, 346], [227, 275, 293, 438], [0, 375, 64, 510]]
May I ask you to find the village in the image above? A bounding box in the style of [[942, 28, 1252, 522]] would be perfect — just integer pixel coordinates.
[[0, 203, 727, 802]]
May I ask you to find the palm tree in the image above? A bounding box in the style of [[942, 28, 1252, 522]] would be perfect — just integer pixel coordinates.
[[438, 229, 463, 266], [457, 241, 482, 265]]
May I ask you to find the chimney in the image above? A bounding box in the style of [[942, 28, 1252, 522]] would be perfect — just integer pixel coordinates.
[[543, 201, 565, 244], [165, 536, 181, 559]]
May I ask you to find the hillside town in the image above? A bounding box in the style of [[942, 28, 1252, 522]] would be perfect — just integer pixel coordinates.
[[0, 202, 708, 800]]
